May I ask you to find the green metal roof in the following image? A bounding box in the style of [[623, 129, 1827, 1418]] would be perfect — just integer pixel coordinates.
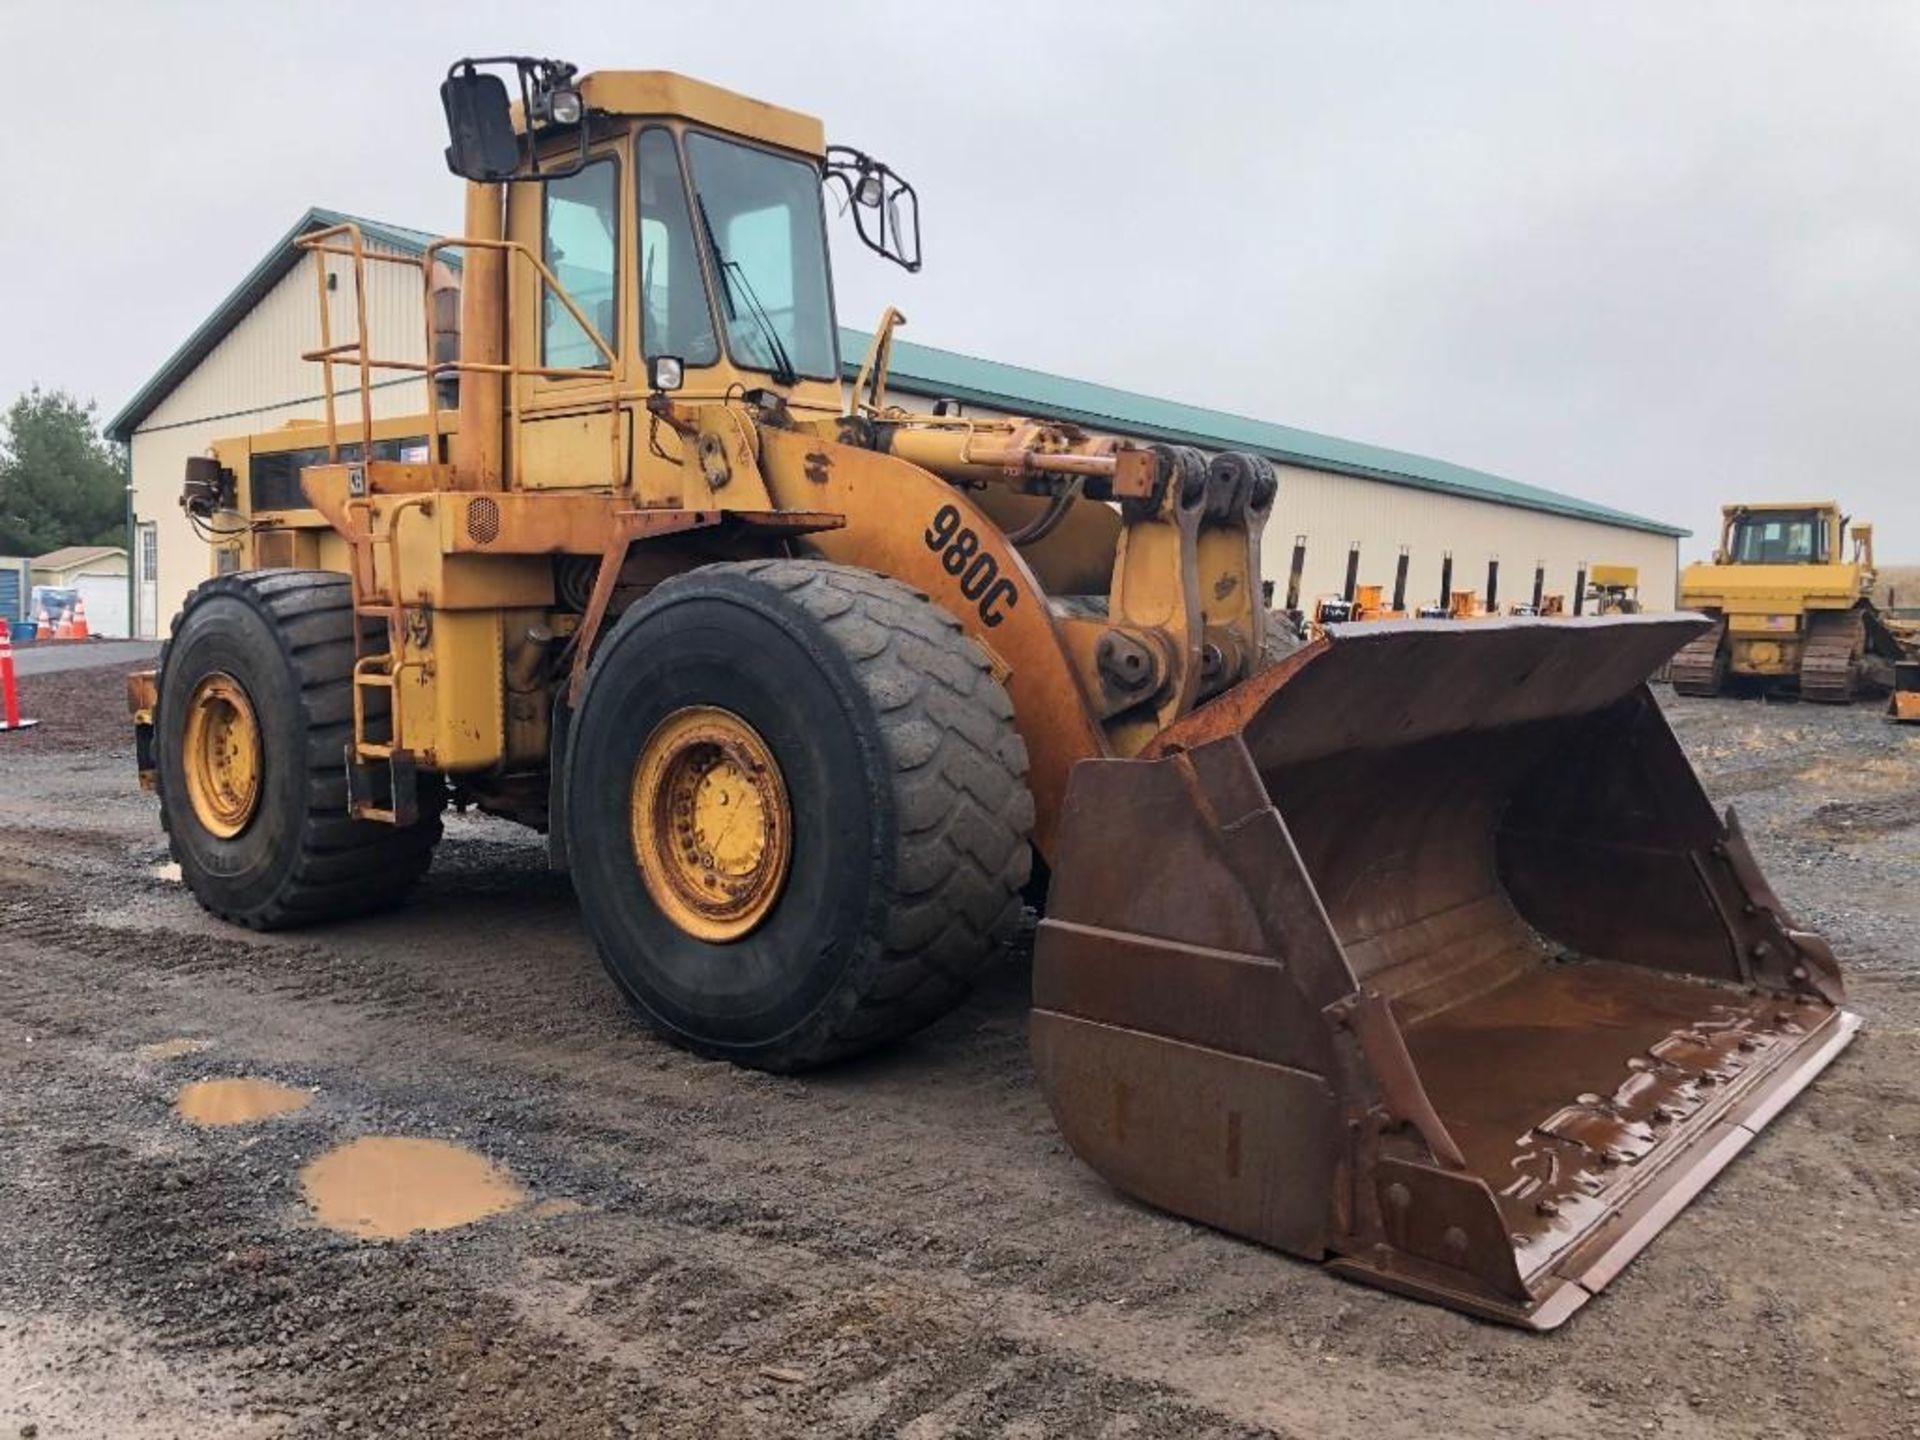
[[106, 207, 1684, 538], [105, 208, 442, 443], [842, 329, 1686, 538]]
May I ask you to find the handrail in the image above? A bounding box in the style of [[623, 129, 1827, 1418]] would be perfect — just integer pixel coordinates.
[[295, 223, 624, 491]]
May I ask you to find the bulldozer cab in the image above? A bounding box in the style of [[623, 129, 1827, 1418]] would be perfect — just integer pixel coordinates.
[[1717, 501, 1840, 566]]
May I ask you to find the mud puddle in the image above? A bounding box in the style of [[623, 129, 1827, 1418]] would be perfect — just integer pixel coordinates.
[[299, 1136, 525, 1239], [174, 1077, 312, 1127]]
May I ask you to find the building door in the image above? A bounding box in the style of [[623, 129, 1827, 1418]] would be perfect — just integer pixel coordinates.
[[75, 571, 129, 638], [136, 521, 159, 639]]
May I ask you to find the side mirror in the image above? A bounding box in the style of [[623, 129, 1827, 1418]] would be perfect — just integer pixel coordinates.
[[441, 69, 521, 181], [649, 356, 685, 393], [825, 145, 922, 273]]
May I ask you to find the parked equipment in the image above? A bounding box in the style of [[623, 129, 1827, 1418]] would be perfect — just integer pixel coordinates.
[[1585, 563, 1642, 616], [1671, 502, 1904, 701], [1313, 582, 1404, 630], [1892, 661, 1920, 724], [129, 57, 1857, 1330]]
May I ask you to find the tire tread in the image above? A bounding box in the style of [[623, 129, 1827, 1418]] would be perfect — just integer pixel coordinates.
[[156, 569, 439, 930], [587, 558, 1032, 1069]]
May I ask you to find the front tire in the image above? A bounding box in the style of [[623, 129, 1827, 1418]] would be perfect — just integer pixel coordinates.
[[564, 559, 1033, 1071], [156, 571, 440, 929]]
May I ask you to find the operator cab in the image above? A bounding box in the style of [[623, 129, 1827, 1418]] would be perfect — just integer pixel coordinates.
[[1722, 504, 1837, 565], [440, 56, 918, 412]]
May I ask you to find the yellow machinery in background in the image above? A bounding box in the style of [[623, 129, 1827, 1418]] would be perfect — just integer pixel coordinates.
[[1670, 501, 1904, 701], [1892, 661, 1920, 723], [127, 56, 1857, 1331], [1585, 563, 1641, 615]]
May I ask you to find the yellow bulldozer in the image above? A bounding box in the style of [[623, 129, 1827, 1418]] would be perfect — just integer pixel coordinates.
[[129, 57, 1858, 1330], [1670, 500, 1906, 701]]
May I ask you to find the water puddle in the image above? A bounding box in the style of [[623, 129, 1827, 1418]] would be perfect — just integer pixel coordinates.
[[173, 1077, 313, 1127], [299, 1136, 525, 1239], [148, 861, 182, 883], [136, 1037, 213, 1062]]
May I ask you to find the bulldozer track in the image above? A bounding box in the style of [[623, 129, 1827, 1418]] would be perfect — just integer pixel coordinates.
[[1800, 609, 1864, 704], [1668, 616, 1728, 696]]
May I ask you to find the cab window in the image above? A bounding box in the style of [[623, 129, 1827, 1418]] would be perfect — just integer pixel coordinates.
[[684, 131, 838, 380], [542, 159, 618, 369], [637, 129, 720, 365], [1729, 511, 1827, 564]]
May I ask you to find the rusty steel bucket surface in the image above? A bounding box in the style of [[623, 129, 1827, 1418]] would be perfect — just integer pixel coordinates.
[[1033, 614, 1859, 1330]]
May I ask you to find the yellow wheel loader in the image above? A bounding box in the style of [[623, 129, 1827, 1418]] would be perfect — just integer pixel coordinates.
[[128, 57, 1858, 1329], [1671, 501, 1905, 701]]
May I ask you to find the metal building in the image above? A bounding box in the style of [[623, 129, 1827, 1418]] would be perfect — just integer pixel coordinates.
[[108, 210, 1684, 637]]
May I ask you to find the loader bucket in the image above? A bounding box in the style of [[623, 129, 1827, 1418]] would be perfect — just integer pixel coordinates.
[[1033, 614, 1858, 1329]]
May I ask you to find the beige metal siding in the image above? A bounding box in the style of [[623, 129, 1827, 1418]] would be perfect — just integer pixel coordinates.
[[1265, 462, 1679, 615], [131, 261, 1676, 635], [877, 388, 1680, 613], [131, 246, 429, 634]]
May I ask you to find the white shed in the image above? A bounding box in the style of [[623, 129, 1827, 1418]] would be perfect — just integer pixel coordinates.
[[109, 209, 1685, 636], [30, 545, 130, 638]]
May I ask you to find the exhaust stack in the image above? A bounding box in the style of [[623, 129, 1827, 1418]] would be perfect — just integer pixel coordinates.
[[452, 180, 506, 490]]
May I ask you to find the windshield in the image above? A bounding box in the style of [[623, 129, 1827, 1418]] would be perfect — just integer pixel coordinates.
[[1729, 510, 1828, 564], [684, 132, 838, 381]]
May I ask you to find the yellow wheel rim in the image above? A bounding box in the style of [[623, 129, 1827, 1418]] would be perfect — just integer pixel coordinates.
[[182, 672, 263, 839], [630, 706, 791, 942]]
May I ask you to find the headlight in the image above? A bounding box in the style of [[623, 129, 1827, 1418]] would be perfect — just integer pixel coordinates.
[[549, 87, 582, 125]]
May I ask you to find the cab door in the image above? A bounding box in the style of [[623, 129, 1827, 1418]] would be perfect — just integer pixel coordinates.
[[513, 144, 630, 490]]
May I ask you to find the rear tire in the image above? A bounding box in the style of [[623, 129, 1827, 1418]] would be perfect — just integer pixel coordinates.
[[156, 570, 440, 929], [564, 559, 1034, 1071]]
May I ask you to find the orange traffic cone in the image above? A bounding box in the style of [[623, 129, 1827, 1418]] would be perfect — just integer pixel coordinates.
[[36, 598, 52, 634], [69, 595, 90, 640], [55, 602, 74, 640], [0, 617, 37, 732]]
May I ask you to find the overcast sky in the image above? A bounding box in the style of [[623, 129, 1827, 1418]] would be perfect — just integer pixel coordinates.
[[2, 1, 1915, 556]]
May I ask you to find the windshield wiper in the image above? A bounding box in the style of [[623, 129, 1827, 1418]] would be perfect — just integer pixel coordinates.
[[694, 196, 799, 387]]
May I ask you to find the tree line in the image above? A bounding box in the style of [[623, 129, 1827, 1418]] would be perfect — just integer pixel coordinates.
[[0, 388, 125, 557]]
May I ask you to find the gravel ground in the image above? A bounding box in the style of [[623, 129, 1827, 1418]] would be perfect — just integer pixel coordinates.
[[9, 641, 161, 679], [1, 660, 1916, 1439]]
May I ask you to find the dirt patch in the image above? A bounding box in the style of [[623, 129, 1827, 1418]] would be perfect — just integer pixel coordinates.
[[1810, 791, 1920, 840], [136, 1036, 213, 1061], [1, 663, 1917, 1437]]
